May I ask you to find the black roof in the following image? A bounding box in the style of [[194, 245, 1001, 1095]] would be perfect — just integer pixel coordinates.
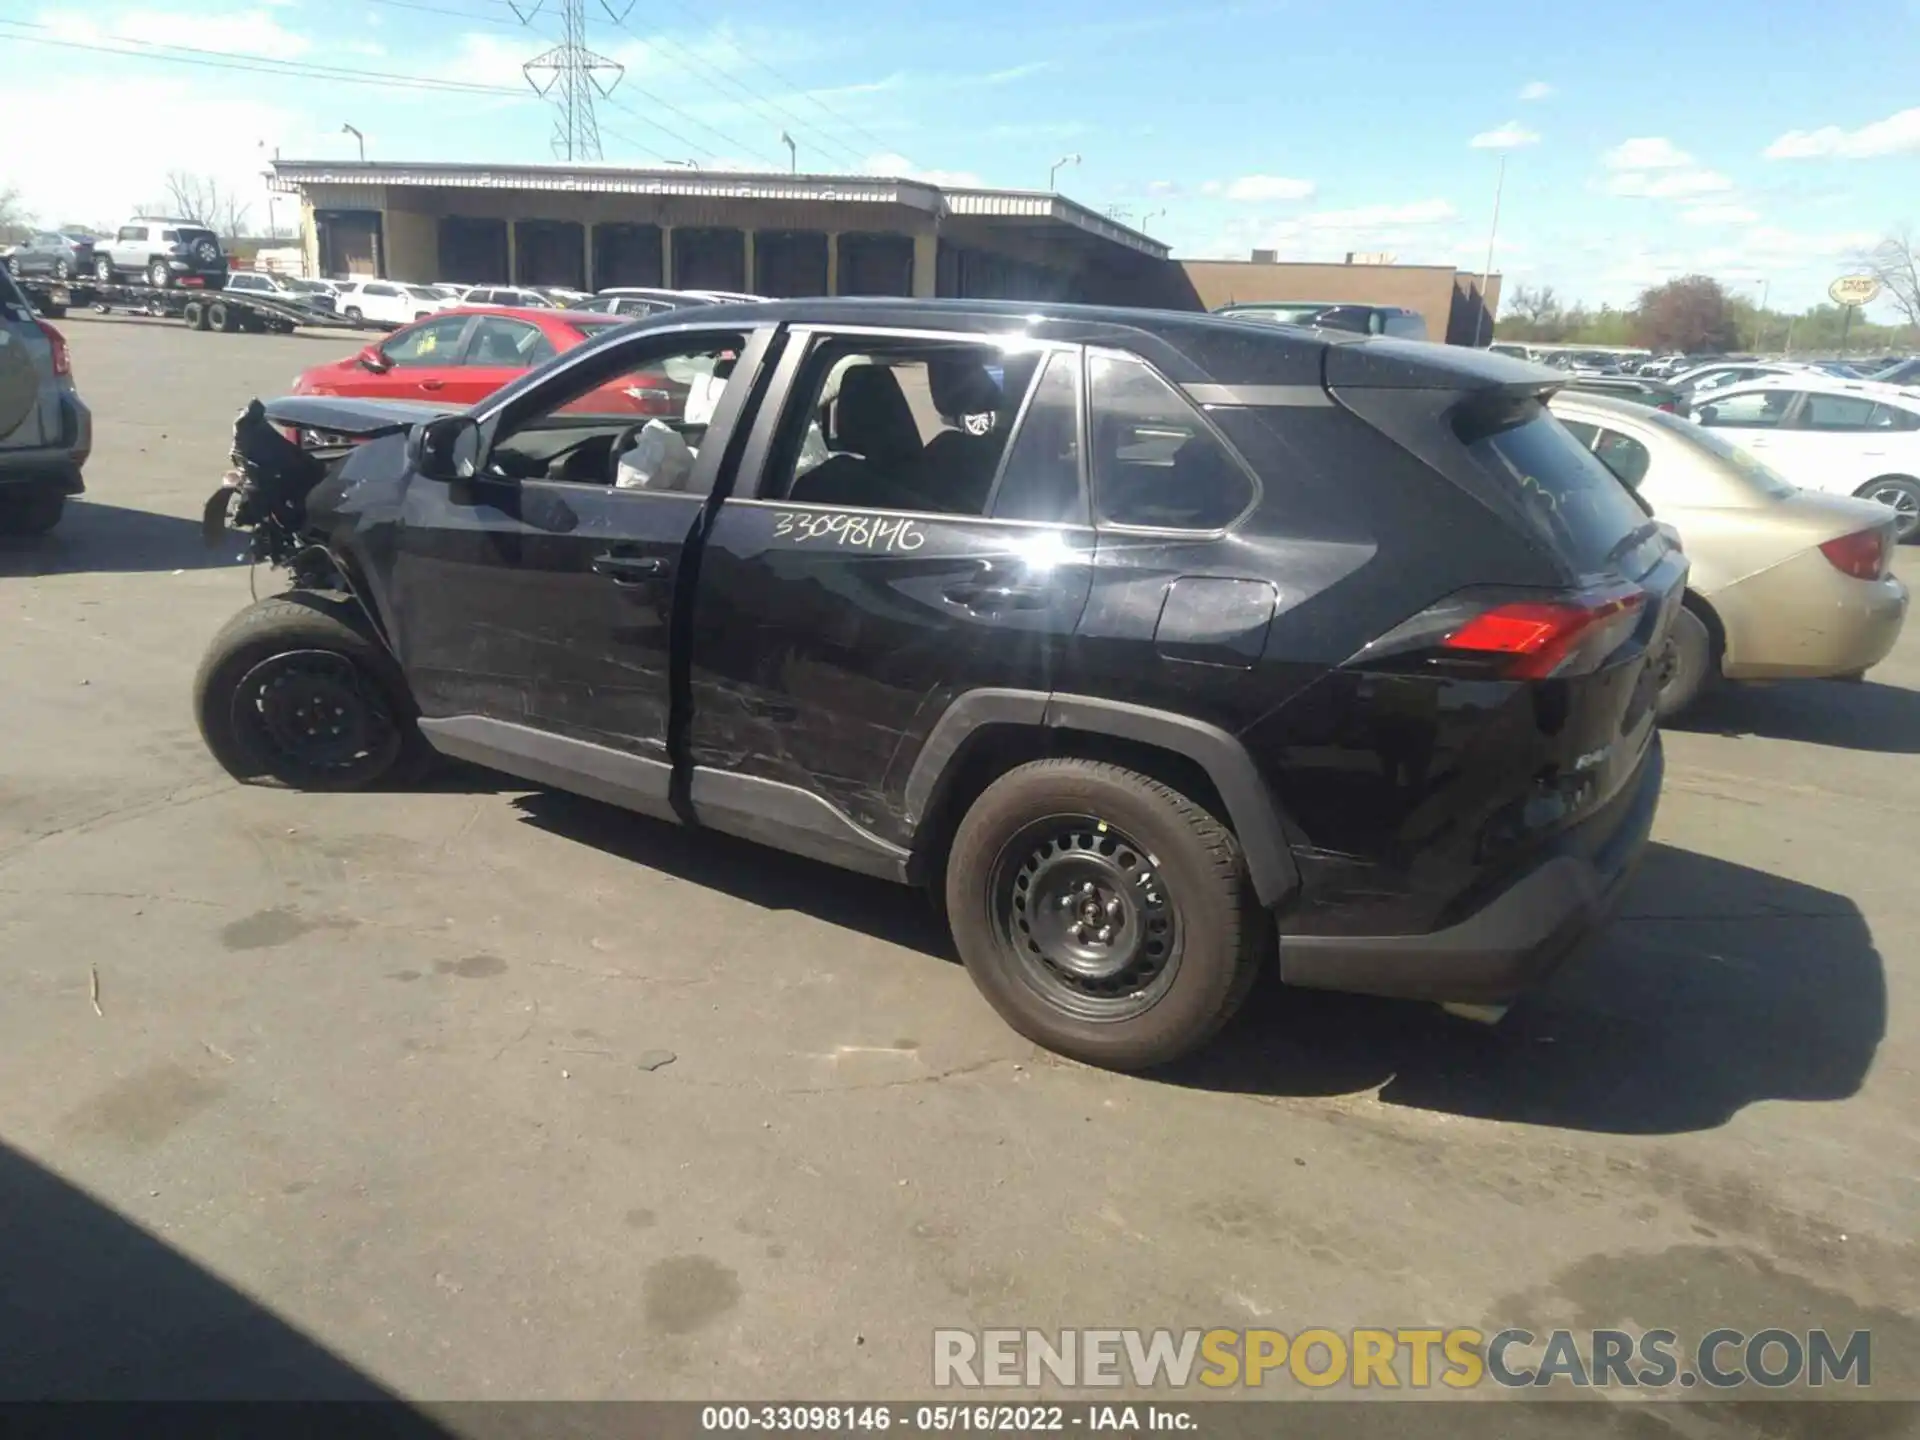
[[662, 296, 1552, 391]]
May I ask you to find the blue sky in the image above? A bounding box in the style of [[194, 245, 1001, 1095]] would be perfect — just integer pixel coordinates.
[[2, 0, 1917, 315]]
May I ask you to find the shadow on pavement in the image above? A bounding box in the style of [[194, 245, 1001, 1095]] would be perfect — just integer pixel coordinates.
[[511, 788, 955, 961], [1167, 842, 1886, 1134], [0, 1138, 446, 1417], [1672, 678, 1920, 754], [502, 783, 1883, 1135], [0, 499, 244, 578]]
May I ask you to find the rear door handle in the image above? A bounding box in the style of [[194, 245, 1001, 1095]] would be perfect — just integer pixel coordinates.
[[592, 551, 669, 583], [419, 379, 445, 392], [944, 582, 1048, 612]]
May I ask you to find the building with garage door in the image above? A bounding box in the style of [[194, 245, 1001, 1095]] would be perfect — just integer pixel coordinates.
[[268, 159, 1180, 308]]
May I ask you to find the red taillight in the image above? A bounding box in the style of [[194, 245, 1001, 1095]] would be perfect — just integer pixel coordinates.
[[1358, 583, 1650, 681], [1819, 528, 1889, 581], [1443, 591, 1646, 679], [1656, 401, 1676, 413], [35, 319, 70, 377]]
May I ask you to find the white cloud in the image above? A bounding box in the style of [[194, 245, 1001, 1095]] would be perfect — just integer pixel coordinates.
[[1606, 168, 1734, 198], [1307, 199, 1457, 228], [1764, 107, 1920, 160], [1199, 179, 1223, 196], [981, 61, 1057, 84], [42, 8, 313, 59], [1223, 174, 1315, 202], [862, 152, 981, 187], [1681, 202, 1759, 226], [1470, 121, 1539, 150], [1145, 179, 1180, 196], [1602, 136, 1694, 170], [1518, 80, 1553, 101]]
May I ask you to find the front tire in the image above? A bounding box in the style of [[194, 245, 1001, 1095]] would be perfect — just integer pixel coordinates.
[[0, 490, 66, 536], [344, 306, 364, 321], [945, 758, 1263, 1071], [1654, 603, 1717, 720], [1858, 475, 1920, 541], [193, 593, 426, 792]]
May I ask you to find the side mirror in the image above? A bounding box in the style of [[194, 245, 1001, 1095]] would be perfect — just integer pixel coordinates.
[[357, 344, 391, 373], [409, 414, 483, 481], [1696, 406, 1717, 425]]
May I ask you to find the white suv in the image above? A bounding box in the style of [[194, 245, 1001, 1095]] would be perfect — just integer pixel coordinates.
[[331, 280, 456, 325], [1693, 376, 1920, 539]]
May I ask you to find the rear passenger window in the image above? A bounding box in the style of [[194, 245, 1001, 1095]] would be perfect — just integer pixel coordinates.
[[769, 338, 1043, 516], [1089, 353, 1254, 530], [1798, 394, 1880, 430], [990, 350, 1085, 525], [1592, 429, 1652, 490]]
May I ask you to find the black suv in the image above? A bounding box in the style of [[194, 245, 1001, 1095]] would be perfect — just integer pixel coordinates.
[[194, 299, 1683, 1070]]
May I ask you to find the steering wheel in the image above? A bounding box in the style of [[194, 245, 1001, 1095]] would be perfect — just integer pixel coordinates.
[[608, 424, 648, 487]]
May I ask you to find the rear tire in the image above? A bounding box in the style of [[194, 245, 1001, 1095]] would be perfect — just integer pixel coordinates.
[[53, 259, 70, 280], [208, 300, 238, 333], [0, 490, 65, 536], [93, 255, 113, 283], [945, 758, 1263, 1071], [1654, 603, 1716, 720], [147, 260, 171, 288], [344, 306, 364, 322], [182, 299, 209, 331], [193, 592, 429, 792], [1856, 475, 1920, 542]]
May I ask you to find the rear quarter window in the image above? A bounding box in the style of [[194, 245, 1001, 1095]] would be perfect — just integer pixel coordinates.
[[1464, 405, 1653, 572]]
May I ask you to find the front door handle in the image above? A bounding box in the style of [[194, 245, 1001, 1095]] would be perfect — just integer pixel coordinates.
[[592, 551, 669, 584], [419, 378, 445, 392], [944, 582, 1048, 612]]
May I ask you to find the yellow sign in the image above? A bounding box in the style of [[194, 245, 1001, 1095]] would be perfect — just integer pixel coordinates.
[[1830, 274, 1883, 307]]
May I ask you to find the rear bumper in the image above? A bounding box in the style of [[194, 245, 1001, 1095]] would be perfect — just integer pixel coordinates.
[[1278, 736, 1663, 1004], [0, 392, 91, 492], [1718, 558, 1908, 680]]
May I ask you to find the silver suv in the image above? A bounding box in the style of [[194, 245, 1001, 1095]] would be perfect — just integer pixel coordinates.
[[0, 267, 91, 535], [94, 217, 227, 289]]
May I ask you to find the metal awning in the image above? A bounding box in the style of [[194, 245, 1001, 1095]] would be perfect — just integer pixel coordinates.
[[268, 160, 1168, 258]]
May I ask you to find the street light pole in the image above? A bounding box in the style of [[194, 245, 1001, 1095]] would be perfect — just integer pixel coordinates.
[[1049, 153, 1081, 191], [341, 123, 365, 162], [781, 131, 796, 175], [1474, 153, 1506, 349], [1141, 208, 1166, 233]]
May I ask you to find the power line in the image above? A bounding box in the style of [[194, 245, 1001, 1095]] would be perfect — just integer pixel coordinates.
[[0, 19, 534, 96], [359, 0, 556, 35], [594, 12, 865, 170], [719, 42, 895, 157]]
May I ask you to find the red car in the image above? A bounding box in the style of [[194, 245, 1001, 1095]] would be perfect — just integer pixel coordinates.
[[291, 306, 631, 407]]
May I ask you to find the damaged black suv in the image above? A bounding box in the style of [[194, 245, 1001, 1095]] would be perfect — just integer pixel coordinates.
[[195, 299, 1683, 1070]]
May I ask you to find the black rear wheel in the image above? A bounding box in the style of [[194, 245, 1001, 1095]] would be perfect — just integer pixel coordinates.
[[194, 593, 427, 791], [946, 758, 1263, 1071], [93, 255, 113, 283], [1653, 603, 1716, 720], [53, 259, 70, 280], [0, 490, 66, 536]]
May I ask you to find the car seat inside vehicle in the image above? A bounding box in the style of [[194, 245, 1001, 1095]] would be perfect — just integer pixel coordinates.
[[787, 363, 930, 509]]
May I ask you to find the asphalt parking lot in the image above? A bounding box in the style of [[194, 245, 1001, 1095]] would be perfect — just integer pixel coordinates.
[[2, 316, 1918, 1419]]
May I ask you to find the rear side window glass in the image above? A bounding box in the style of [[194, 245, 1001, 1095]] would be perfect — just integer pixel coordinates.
[[990, 350, 1085, 525], [1798, 394, 1879, 430], [1383, 312, 1428, 340], [1466, 405, 1651, 572], [1592, 429, 1652, 490], [1871, 403, 1920, 431], [160, 230, 179, 243], [1697, 390, 1792, 429], [1089, 353, 1254, 530]]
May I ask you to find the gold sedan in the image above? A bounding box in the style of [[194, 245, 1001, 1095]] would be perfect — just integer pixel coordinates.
[[1550, 390, 1909, 717]]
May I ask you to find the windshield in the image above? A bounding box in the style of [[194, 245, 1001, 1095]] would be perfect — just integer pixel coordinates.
[[1654, 411, 1798, 497], [1465, 405, 1654, 572], [286, 279, 324, 292], [1223, 305, 1338, 327]]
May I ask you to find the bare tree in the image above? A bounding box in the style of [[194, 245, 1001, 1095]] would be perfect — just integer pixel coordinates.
[[0, 185, 32, 246], [1635, 275, 1740, 353], [160, 171, 250, 236], [1859, 226, 1920, 330]]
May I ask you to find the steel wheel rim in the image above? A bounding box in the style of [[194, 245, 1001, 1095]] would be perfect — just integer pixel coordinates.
[[1867, 483, 1919, 537], [988, 814, 1182, 1023], [232, 649, 398, 783]]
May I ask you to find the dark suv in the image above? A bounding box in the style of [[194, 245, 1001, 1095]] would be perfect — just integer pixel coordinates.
[[193, 299, 1683, 1070], [94, 217, 227, 288]]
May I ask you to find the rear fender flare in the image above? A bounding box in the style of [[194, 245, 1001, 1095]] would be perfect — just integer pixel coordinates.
[[903, 689, 1299, 907]]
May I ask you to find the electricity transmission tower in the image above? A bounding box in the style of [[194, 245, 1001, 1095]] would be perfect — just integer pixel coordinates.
[[513, 0, 627, 162]]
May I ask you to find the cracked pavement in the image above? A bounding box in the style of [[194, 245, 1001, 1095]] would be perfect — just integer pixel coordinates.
[[0, 319, 1916, 1420]]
